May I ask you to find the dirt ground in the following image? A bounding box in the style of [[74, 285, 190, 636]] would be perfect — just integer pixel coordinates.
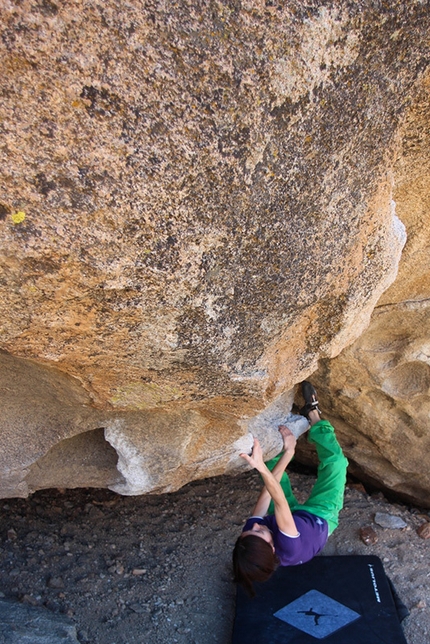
[[0, 465, 429, 644]]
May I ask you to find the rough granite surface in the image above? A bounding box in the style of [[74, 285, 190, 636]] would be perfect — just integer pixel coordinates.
[[0, 1, 429, 502], [302, 70, 430, 507]]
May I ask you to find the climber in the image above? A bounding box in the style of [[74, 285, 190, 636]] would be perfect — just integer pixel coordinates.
[[233, 381, 348, 597]]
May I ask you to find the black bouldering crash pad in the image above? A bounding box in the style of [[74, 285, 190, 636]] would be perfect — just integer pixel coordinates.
[[232, 555, 408, 643]]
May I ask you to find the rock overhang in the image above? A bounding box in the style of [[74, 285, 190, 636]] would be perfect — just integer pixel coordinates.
[[0, 0, 429, 502]]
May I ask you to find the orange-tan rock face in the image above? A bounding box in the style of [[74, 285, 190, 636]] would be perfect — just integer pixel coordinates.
[[305, 72, 430, 507], [0, 1, 428, 502]]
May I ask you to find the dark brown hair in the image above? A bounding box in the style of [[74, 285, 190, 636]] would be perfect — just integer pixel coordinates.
[[232, 534, 279, 597]]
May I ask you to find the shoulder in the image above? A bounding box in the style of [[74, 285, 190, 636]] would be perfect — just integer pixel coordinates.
[[242, 516, 265, 532], [293, 510, 328, 531]]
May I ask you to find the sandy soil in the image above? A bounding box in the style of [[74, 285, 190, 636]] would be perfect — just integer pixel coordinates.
[[0, 466, 429, 644]]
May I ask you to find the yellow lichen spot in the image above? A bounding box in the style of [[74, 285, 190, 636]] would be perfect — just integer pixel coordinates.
[[11, 211, 26, 224]]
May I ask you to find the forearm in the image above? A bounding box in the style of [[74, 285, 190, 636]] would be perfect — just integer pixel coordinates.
[[251, 487, 271, 517], [257, 461, 298, 535], [251, 448, 294, 516], [258, 464, 289, 508], [270, 449, 295, 481], [242, 435, 297, 533]]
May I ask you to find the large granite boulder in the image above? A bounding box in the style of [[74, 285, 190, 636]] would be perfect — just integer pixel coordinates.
[[0, 1, 428, 503], [301, 70, 430, 507]]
